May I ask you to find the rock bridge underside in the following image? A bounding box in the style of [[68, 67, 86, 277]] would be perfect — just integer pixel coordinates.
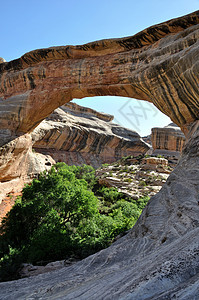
[[0, 10, 199, 299]]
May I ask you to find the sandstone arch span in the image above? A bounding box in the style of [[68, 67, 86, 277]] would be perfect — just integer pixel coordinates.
[[1, 11, 199, 299], [0, 10, 199, 138]]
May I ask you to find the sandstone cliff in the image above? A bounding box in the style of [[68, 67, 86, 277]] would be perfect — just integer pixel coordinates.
[[0, 10, 198, 181], [0, 135, 54, 202], [0, 58, 6, 64], [0, 11, 198, 137], [1, 125, 199, 299], [0, 102, 149, 205], [0, 10, 199, 300], [151, 123, 185, 163], [32, 102, 149, 168]]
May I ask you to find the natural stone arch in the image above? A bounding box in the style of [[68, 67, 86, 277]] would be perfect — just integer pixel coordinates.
[[0, 11, 199, 299], [0, 10, 198, 138]]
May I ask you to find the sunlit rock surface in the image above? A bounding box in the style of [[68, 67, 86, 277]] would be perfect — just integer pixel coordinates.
[[0, 11, 198, 135], [1, 122, 199, 299], [32, 102, 149, 168], [0, 10, 199, 300], [0, 57, 6, 64], [151, 123, 185, 162]]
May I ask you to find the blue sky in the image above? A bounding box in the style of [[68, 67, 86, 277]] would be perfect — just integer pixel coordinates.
[[1, 0, 198, 135]]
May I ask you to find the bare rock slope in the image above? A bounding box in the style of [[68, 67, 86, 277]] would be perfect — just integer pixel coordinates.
[[33, 102, 149, 168], [1, 125, 199, 299], [96, 156, 172, 199], [0, 10, 199, 300]]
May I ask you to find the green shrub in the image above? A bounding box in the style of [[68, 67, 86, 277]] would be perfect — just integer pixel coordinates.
[[139, 180, 147, 186], [0, 247, 24, 282], [124, 178, 132, 183], [102, 163, 110, 168], [0, 163, 150, 282]]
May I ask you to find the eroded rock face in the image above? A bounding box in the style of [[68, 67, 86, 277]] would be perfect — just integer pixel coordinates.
[[0, 10, 199, 300], [0, 10, 198, 188], [0, 58, 6, 64], [0, 11, 198, 136], [0, 134, 54, 182], [32, 103, 149, 168], [151, 123, 185, 162], [1, 121, 199, 299], [0, 133, 55, 203]]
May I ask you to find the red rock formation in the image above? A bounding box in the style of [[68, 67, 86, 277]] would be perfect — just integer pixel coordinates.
[[0, 58, 6, 64], [32, 103, 149, 168], [0, 191, 21, 224], [0, 10, 197, 183], [0, 131, 54, 204], [152, 123, 185, 152], [0, 11, 199, 299], [0, 10, 197, 181], [151, 123, 185, 162], [0, 11, 198, 137], [0, 134, 54, 182]]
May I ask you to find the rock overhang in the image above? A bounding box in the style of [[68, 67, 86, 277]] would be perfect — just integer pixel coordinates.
[[0, 10, 198, 135]]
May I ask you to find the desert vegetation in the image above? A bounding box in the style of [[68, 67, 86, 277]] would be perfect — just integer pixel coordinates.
[[0, 162, 149, 282]]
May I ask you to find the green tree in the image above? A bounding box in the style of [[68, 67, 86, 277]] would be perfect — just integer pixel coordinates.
[[0, 163, 150, 282]]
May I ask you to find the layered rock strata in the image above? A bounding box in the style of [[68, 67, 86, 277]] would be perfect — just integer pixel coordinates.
[[0, 58, 6, 64], [0, 11, 198, 138], [0, 134, 55, 203], [0, 134, 54, 181], [1, 120, 199, 299], [0, 10, 198, 182], [0, 10, 199, 299], [0, 132, 54, 203], [151, 123, 185, 163], [32, 103, 149, 168]]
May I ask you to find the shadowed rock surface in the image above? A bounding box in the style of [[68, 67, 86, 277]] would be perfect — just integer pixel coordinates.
[[1, 122, 199, 299], [0, 10, 199, 299], [32, 102, 149, 168]]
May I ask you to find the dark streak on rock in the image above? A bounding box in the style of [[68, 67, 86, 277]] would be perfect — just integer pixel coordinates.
[[27, 70, 36, 89]]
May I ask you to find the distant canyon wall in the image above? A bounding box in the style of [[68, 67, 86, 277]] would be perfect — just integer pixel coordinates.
[[32, 102, 149, 168], [151, 123, 185, 162], [0, 10, 198, 183]]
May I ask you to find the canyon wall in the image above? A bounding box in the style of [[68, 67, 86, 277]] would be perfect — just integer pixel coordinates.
[[32, 102, 149, 168], [0, 10, 198, 182], [151, 123, 185, 162], [0, 10, 199, 299], [1, 121, 199, 299]]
